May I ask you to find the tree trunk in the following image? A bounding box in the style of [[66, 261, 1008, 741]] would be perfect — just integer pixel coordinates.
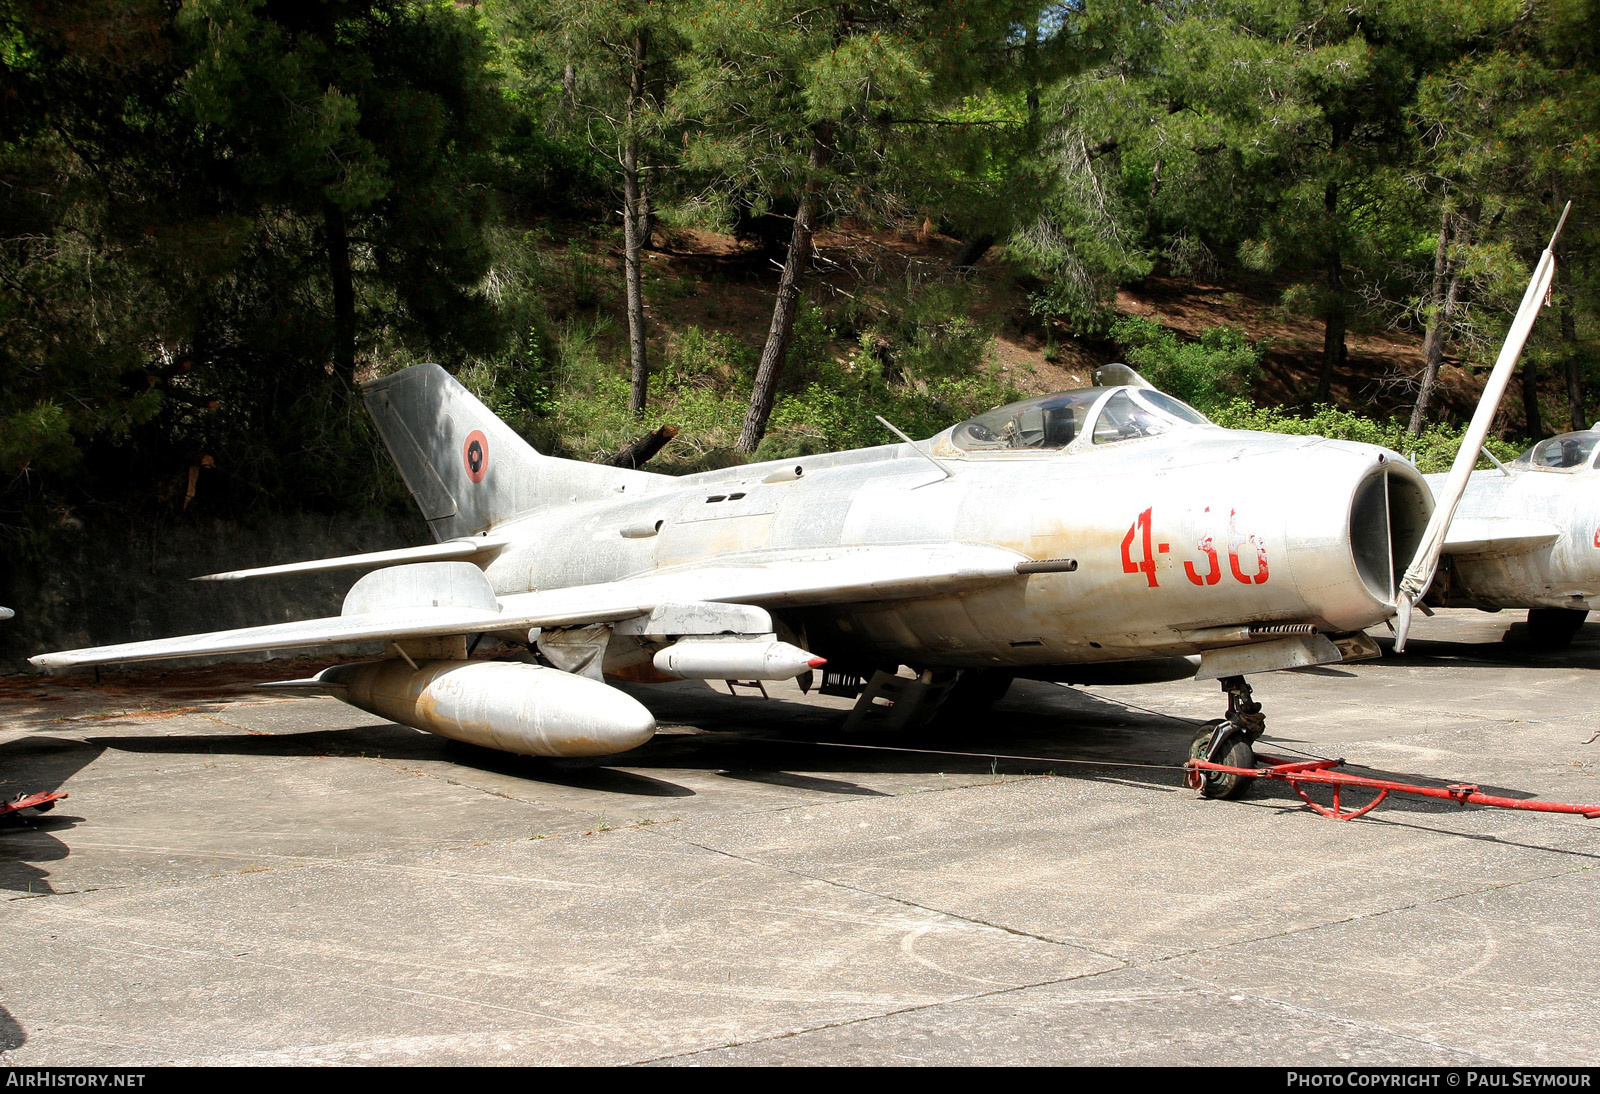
[[622, 30, 651, 415], [323, 198, 356, 384], [1407, 205, 1453, 436], [607, 423, 678, 469], [642, 186, 655, 252], [1024, 20, 1039, 146], [1408, 201, 1475, 436], [1563, 304, 1586, 431], [951, 233, 995, 273], [1557, 227, 1584, 431], [738, 124, 832, 454], [1314, 182, 1343, 406], [1522, 357, 1543, 439], [1317, 304, 1346, 406]]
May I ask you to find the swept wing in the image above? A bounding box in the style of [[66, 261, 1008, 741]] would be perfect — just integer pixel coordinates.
[[1440, 518, 1562, 558], [30, 543, 1026, 670]]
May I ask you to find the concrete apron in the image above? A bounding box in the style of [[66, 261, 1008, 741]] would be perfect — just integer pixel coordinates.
[[0, 608, 1596, 1065]]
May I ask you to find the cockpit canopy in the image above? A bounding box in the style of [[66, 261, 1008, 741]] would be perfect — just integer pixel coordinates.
[[1512, 430, 1600, 472], [950, 386, 1211, 453]]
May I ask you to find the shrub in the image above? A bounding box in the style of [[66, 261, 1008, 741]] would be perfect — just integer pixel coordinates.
[[1208, 400, 1523, 474], [1110, 316, 1261, 412], [857, 278, 992, 382]]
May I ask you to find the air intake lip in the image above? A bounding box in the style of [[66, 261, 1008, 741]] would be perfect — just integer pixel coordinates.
[[1349, 465, 1430, 605]]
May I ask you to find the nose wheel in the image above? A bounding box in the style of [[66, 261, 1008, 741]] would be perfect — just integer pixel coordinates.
[[1187, 675, 1263, 800]]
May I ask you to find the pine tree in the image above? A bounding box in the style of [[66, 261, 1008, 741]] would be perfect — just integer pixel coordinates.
[[492, 0, 690, 415], [179, 0, 506, 386], [677, 0, 1045, 452], [1410, 1, 1600, 435]]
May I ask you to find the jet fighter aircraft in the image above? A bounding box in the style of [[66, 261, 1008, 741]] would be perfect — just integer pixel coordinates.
[[1422, 428, 1599, 647], [30, 213, 1568, 800], [30, 359, 1436, 796]]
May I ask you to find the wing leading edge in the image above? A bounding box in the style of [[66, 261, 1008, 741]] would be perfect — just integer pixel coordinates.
[[191, 536, 508, 582], [1441, 518, 1562, 558], [30, 543, 1028, 670]]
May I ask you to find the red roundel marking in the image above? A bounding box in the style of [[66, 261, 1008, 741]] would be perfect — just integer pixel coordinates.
[[463, 430, 488, 483]]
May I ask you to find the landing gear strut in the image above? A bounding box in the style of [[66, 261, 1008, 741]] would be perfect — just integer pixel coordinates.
[[1187, 675, 1263, 800]]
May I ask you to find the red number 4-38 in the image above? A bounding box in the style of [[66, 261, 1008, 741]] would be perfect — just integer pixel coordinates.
[[1122, 507, 1268, 588]]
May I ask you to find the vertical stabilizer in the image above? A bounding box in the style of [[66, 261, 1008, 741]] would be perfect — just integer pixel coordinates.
[[362, 364, 663, 541]]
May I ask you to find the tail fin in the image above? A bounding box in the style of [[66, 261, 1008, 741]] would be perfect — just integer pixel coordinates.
[[362, 363, 663, 541]]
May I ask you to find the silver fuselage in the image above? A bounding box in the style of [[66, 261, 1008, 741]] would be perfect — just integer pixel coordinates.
[[482, 424, 1428, 674], [1427, 466, 1600, 611]]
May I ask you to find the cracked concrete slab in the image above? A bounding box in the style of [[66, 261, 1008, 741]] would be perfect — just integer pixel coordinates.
[[0, 608, 1596, 1065], [651, 965, 1490, 1067], [0, 830, 1116, 1065]]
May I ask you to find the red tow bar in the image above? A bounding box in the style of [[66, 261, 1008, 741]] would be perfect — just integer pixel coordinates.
[[0, 791, 67, 819], [1185, 754, 1600, 822]]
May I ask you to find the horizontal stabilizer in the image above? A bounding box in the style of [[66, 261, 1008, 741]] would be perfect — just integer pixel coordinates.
[[193, 537, 506, 581], [1442, 518, 1561, 557]]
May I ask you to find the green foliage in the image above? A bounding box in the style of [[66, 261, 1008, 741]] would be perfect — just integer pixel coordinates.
[[518, 318, 751, 467], [2, 0, 1595, 548], [0, 403, 81, 478], [657, 326, 755, 389], [854, 279, 993, 380], [1008, 123, 1156, 334], [763, 363, 1021, 458], [489, 0, 687, 202], [1110, 317, 1262, 411], [491, 282, 1015, 470], [783, 302, 834, 380], [555, 240, 606, 311], [1209, 401, 1522, 474], [0, 0, 515, 544], [897, 313, 991, 380], [459, 313, 558, 435], [1409, 13, 1600, 383], [179, 0, 508, 365], [491, 93, 612, 220]]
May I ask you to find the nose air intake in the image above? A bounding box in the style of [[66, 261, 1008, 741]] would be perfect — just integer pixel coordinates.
[[1349, 464, 1430, 605]]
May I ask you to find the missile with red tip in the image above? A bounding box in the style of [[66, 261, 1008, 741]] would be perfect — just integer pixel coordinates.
[[652, 638, 826, 680]]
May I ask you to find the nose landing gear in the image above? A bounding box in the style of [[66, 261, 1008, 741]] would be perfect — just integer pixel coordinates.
[[1187, 675, 1263, 800]]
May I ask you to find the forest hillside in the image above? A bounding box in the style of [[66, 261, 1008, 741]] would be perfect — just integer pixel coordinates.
[[3, 0, 1597, 556]]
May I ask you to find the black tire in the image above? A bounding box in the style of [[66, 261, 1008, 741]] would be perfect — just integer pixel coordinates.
[[927, 669, 1014, 732], [1526, 608, 1589, 650], [946, 669, 1014, 712], [1189, 724, 1256, 800]]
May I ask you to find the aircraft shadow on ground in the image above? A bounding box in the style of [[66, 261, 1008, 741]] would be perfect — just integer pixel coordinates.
[[0, 735, 102, 895], [67, 679, 1561, 823], [1372, 625, 1600, 671], [0, 1003, 24, 1053]]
